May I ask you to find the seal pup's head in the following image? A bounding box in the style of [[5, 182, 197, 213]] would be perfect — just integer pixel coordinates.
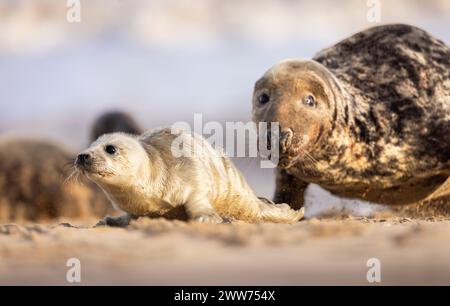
[[75, 133, 150, 187], [252, 59, 340, 169]]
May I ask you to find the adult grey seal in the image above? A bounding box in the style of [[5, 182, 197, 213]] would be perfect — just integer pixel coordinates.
[[252, 24, 450, 210]]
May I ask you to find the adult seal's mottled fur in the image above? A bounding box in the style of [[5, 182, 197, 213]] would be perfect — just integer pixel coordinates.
[[75, 128, 304, 226], [252, 24, 450, 210]]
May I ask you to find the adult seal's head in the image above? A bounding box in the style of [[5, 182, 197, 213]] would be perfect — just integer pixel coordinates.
[[252, 59, 342, 169]]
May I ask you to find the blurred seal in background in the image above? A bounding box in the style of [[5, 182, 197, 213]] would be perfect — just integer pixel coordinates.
[[90, 110, 142, 142], [0, 138, 110, 222], [0, 110, 142, 222]]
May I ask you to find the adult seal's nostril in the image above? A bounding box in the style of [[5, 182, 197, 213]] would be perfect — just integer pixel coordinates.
[[279, 129, 293, 153], [266, 130, 272, 150], [266, 125, 283, 151], [76, 154, 91, 166]]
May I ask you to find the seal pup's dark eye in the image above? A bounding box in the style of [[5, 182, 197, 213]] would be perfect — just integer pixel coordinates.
[[105, 145, 117, 155], [305, 95, 316, 107], [258, 93, 270, 105]]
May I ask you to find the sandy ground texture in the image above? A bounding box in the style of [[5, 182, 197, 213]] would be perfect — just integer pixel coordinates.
[[1, 216, 450, 286]]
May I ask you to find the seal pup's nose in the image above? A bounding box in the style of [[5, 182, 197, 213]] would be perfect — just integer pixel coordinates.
[[76, 153, 91, 167]]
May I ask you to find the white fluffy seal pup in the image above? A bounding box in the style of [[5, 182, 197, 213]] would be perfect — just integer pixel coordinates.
[[75, 128, 304, 226]]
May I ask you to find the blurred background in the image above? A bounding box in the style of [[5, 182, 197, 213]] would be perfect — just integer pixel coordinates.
[[1, 0, 449, 200]]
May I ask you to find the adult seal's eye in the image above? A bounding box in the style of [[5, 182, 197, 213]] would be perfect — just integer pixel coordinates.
[[105, 145, 117, 155], [258, 93, 270, 105], [305, 95, 316, 107]]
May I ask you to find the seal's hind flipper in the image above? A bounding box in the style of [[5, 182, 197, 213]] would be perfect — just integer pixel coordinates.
[[258, 201, 305, 223]]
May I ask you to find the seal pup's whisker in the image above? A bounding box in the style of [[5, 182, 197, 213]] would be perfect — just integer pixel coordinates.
[[63, 168, 77, 187]]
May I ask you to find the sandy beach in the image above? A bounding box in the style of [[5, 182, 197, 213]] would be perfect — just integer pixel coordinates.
[[1, 0, 450, 287], [1, 216, 450, 285]]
